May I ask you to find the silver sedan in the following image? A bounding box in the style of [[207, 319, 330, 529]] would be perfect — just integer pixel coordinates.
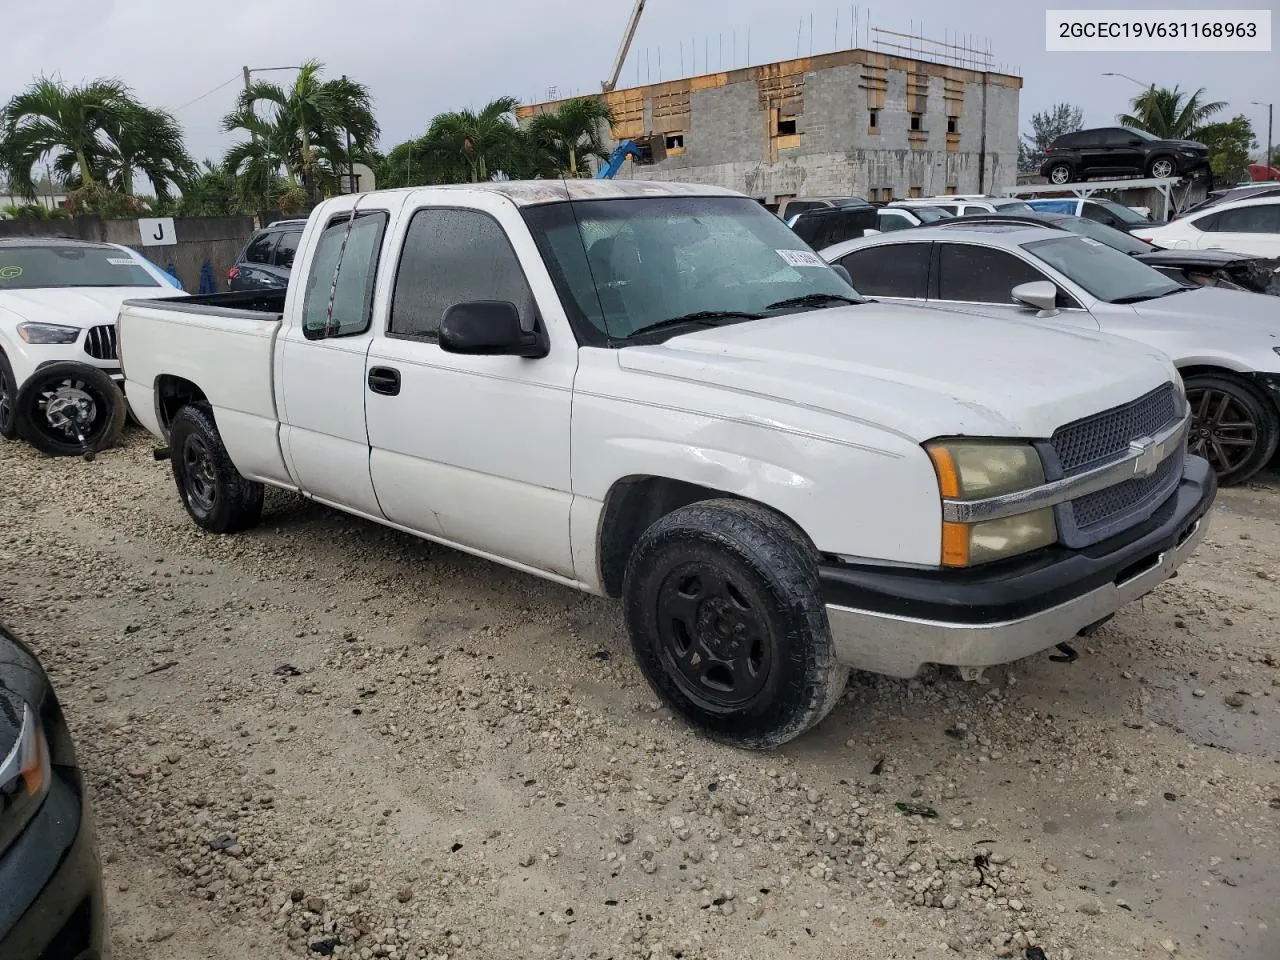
[[821, 225, 1280, 485]]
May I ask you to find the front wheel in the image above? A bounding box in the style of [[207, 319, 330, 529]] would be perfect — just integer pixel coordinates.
[[0, 353, 17, 440], [1046, 163, 1073, 185], [1184, 373, 1280, 486], [1148, 156, 1176, 179], [622, 500, 848, 749], [14, 361, 126, 457], [169, 404, 264, 533]]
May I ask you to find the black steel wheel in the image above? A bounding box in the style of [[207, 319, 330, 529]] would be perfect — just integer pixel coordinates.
[[13, 361, 125, 457], [1047, 163, 1073, 185], [0, 352, 16, 440], [169, 404, 264, 533], [1185, 373, 1280, 486], [623, 499, 848, 749]]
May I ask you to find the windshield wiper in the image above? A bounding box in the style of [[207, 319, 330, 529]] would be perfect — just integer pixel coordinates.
[[765, 292, 863, 310], [626, 310, 765, 338], [1111, 287, 1191, 304]]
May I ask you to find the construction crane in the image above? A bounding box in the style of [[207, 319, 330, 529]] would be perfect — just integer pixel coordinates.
[[602, 0, 647, 93]]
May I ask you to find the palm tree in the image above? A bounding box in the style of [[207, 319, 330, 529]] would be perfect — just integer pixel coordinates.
[[526, 98, 614, 177], [222, 59, 379, 203], [0, 77, 130, 197], [102, 102, 194, 200], [1119, 85, 1226, 140], [422, 96, 524, 182]]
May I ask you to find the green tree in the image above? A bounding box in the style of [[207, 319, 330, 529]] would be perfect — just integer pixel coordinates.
[[102, 102, 193, 200], [222, 59, 379, 204], [0, 77, 129, 195], [1118, 85, 1226, 140], [1018, 103, 1083, 173], [1194, 115, 1256, 184], [526, 98, 613, 177], [421, 96, 524, 182]]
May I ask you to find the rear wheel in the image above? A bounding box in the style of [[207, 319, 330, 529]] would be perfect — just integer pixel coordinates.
[[0, 353, 16, 440], [14, 361, 126, 457], [1047, 163, 1073, 185], [1184, 373, 1280, 486], [623, 500, 848, 749], [1148, 156, 1176, 179], [169, 404, 264, 533]]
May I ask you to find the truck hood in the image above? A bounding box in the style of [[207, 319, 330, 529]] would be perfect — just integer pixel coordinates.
[[0, 286, 175, 328], [616, 303, 1176, 442]]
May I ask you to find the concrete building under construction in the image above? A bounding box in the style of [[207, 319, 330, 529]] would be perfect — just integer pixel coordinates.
[[517, 47, 1022, 206]]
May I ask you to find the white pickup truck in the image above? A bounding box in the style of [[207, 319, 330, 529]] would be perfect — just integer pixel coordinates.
[[118, 180, 1216, 747]]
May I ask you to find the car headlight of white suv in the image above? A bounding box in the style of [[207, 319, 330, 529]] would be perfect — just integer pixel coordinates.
[[15, 322, 81, 345]]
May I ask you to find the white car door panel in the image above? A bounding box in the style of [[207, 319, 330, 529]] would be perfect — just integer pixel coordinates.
[[277, 206, 397, 517], [364, 197, 577, 579]]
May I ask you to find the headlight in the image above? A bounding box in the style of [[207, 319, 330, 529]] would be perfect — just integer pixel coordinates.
[[926, 440, 1057, 567], [0, 703, 52, 857], [16, 322, 81, 344]]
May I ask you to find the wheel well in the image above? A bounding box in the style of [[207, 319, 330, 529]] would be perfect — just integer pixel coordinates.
[[1178, 364, 1279, 413], [155, 375, 210, 433], [595, 477, 816, 598]]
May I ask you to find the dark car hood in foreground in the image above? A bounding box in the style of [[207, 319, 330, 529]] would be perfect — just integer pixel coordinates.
[[1137, 249, 1254, 268], [0, 625, 46, 761]]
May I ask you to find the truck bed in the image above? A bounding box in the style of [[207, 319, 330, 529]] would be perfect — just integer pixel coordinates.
[[122, 288, 287, 320], [118, 288, 289, 485]]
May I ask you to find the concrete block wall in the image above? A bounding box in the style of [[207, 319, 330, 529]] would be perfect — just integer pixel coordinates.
[[614, 57, 1020, 203]]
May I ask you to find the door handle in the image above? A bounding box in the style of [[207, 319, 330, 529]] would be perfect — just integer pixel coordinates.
[[368, 366, 401, 396]]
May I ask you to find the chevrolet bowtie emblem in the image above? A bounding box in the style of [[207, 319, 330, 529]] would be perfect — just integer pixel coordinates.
[[1130, 436, 1162, 478]]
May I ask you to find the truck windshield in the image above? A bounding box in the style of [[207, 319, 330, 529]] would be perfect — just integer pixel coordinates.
[[523, 196, 861, 342], [0, 245, 159, 289], [1024, 235, 1184, 303]]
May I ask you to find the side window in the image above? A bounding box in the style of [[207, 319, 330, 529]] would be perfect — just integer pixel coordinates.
[[837, 243, 930, 299], [274, 230, 301, 269], [1211, 204, 1280, 234], [300, 211, 389, 341], [389, 208, 535, 341], [876, 211, 911, 232], [937, 244, 1048, 304], [243, 231, 274, 264]]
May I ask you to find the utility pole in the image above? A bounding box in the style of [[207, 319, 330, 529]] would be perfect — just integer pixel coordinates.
[[1254, 101, 1274, 176], [242, 65, 252, 91]]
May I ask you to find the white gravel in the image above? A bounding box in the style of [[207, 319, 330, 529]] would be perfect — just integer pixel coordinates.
[[2, 431, 1278, 960]]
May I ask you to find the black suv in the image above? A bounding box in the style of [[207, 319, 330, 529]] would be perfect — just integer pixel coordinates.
[[1040, 127, 1210, 185], [228, 219, 306, 291]]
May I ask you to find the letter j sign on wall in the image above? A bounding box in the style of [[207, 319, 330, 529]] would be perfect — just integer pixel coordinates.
[[138, 217, 177, 247]]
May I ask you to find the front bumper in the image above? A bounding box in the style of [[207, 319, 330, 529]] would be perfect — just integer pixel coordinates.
[[820, 455, 1216, 678], [0, 771, 106, 960]]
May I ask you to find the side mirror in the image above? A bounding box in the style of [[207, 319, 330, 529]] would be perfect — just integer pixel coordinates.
[[830, 264, 853, 286], [1011, 280, 1060, 316], [439, 301, 547, 358]]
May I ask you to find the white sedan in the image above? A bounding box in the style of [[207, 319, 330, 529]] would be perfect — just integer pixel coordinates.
[[0, 238, 182, 454], [1137, 195, 1280, 258]]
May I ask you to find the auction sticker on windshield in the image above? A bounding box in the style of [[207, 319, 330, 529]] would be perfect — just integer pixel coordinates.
[[107, 258, 137, 265], [777, 249, 827, 268]]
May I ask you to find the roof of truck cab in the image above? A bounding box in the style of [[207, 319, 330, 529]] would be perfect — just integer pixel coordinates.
[[343, 179, 745, 207]]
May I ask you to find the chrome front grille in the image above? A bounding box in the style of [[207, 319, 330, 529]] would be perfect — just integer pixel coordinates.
[[1046, 383, 1185, 548], [84, 324, 118, 361], [1051, 383, 1180, 475]]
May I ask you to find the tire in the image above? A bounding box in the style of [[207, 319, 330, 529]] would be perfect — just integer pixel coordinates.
[[14, 361, 126, 457], [1046, 163, 1073, 185], [1184, 373, 1280, 486], [622, 499, 849, 749], [168, 404, 264, 533], [1148, 156, 1176, 179], [0, 352, 16, 440]]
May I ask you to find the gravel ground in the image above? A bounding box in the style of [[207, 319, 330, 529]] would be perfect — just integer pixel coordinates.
[[1, 429, 1278, 960]]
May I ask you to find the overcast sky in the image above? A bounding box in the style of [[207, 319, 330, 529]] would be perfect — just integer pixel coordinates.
[[3, 0, 1277, 169]]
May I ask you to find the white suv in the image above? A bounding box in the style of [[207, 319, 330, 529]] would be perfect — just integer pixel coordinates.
[[893, 197, 1037, 217], [1138, 196, 1280, 258]]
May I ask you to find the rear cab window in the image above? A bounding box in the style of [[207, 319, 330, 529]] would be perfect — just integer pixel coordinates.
[[300, 212, 390, 340]]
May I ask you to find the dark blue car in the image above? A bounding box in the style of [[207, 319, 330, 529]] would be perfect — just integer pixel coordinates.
[[228, 219, 306, 291], [0, 621, 105, 960]]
